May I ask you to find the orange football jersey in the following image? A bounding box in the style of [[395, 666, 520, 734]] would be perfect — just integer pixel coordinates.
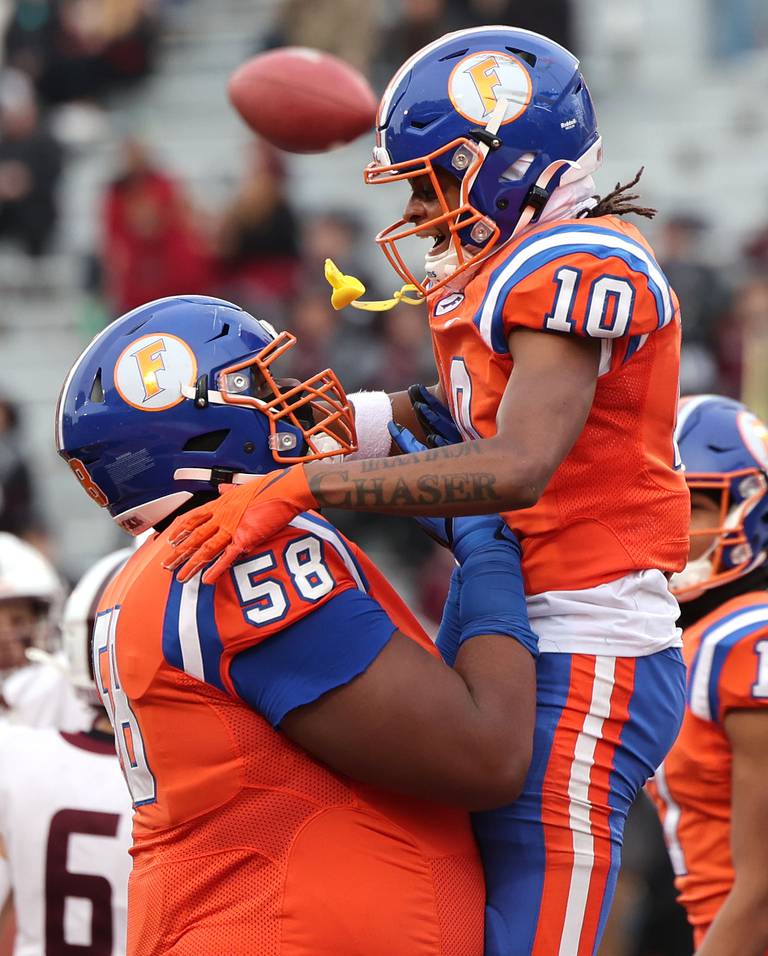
[[95, 513, 484, 956], [428, 215, 690, 595], [647, 591, 768, 943]]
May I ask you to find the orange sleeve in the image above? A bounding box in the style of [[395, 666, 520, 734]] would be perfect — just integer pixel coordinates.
[[718, 627, 768, 722], [212, 514, 365, 658], [504, 255, 665, 338], [473, 222, 677, 353]]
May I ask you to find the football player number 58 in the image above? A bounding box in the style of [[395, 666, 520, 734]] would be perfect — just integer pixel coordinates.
[[232, 536, 335, 625], [92, 608, 156, 806]]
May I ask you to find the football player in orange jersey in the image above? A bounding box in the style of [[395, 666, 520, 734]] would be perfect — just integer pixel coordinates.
[[647, 394, 768, 956], [165, 28, 689, 955], [55, 294, 541, 956]]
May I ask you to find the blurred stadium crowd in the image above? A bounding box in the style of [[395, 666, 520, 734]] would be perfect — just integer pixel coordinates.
[[1, 0, 768, 953]]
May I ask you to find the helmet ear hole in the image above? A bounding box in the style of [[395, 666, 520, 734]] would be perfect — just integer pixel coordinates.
[[410, 117, 439, 130], [89, 370, 104, 403], [182, 430, 230, 452], [505, 47, 537, 67], [501, 152, 535, 182], [438, 47, 469, 62]]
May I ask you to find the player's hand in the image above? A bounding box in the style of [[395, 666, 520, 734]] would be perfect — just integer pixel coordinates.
[[162, 465, 317, 584], [408, 384, 462, 447], [387, 422, 519, 564]]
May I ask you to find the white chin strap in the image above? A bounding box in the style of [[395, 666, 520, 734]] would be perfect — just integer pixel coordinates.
[[173, 433, 345, 488], [424, 244, 479, 289], [179, 383, 243, 407], [173, 468, 263, 484]]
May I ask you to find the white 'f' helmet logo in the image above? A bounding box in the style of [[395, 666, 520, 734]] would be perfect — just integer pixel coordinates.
[[114, 334, 197, 411], [448, 51, 532, 125]]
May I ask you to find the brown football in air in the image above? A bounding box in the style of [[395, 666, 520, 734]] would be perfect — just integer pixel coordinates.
[[227, 47, 378, 153]]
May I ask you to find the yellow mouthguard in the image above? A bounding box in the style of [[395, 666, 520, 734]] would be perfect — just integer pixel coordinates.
[[324, 258, 424, 312]]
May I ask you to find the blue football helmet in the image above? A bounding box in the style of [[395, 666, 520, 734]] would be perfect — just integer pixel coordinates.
[[671, 394, 768, 600], [56, 295, 356, 535], [365, 26, 602, 294]]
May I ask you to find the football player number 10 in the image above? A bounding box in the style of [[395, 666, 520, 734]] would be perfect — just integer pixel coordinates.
[[92, 608, 157, 807], [544, 267, 636, 337]]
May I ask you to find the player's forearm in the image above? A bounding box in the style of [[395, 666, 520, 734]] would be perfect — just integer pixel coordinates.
[[306, 435, 542, 516], [388, 389, 429, 448], [695, 882, 768, 956], [281, 629, 535, 811]]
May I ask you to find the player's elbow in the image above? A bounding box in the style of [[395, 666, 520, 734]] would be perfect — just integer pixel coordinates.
[[496, 470, 547, 511], [490, 444, 552, 510], [510, 482, 543, 511]]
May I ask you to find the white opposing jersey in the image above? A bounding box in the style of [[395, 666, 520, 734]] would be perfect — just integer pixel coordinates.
[[0, 725, 132, 956], [1, 660, 91, 732]]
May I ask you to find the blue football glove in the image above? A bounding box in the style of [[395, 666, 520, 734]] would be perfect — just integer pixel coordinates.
[[458, 535, 539, 658], [387, 421, 539, 659], [407, 384, 462, 447], [434, 524, 538, 663]]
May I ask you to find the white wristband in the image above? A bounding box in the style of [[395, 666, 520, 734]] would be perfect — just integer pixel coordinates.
[[347, 390, 394, 460]]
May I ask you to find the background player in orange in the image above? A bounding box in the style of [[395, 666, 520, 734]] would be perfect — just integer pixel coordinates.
[[56, 294, 540, 956], [166, 28, 689, 955], [647, 394, 768, 956]]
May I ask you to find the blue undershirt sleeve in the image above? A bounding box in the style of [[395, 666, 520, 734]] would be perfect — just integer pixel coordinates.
[[229, 587, 396, 727]]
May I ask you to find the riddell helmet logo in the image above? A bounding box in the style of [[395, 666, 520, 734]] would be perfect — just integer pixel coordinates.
[[448, 51, 532, 126], [114, 333, 197, 411]]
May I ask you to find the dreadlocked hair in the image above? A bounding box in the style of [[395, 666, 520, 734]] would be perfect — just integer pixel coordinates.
[[578, 167, 657, 221]]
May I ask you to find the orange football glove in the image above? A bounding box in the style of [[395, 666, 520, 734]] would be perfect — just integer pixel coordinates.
[[162, 465, 317, 584]]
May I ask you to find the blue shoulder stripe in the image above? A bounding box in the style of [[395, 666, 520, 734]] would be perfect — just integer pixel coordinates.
[[161, 571, 225, 691], [473, 222, 674, 354], [688, 603, 768, 722]]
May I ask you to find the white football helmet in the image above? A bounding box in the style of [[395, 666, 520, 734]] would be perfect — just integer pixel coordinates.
[[0, 533, 65, 678], [61, 549, 131, 707]]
